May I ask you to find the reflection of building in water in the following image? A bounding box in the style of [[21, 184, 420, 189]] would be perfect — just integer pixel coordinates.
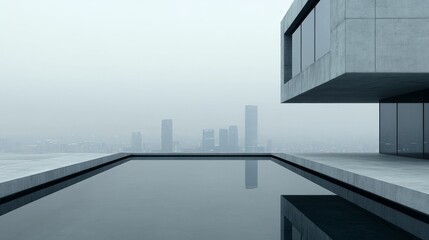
[[281, 195, 419, 240], [245, 160, 258, 189]]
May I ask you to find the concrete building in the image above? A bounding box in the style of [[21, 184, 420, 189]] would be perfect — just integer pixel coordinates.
[[130, 132, 142, 152], [202, 129, 215, 152], [245, 105, 258, 152], [228, 125, 239, 152], [218, 129, 229, 152], [281, 0, 429, 159], [161, 119, 173, 152]]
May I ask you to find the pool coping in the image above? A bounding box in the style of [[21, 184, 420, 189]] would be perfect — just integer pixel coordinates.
[[272, 153, 429, 217], [1, 152, 429, 217]]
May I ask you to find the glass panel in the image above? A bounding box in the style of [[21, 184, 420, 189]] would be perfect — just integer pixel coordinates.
[[398, 92, 423, 158], [424, 90, 429, 158], [380, 101, 397, 154], [292, 26, 301, 77], [301, 10, 315, 70], [315, 0, 330, 59]]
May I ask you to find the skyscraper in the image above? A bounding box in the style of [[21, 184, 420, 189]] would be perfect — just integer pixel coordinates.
[[131, 132, 142, 152], [228, 125, 239, 152], [218, 129, 229, 152], [161, 119, 173, 152], [245, 105, 258, 152], [202, 129, 215, 152]]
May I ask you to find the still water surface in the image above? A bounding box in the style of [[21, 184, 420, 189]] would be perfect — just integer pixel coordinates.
[[0, 159, 423, 239]]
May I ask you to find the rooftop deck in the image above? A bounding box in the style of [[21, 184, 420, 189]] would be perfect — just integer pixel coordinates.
[[1, 152, 429, 217]]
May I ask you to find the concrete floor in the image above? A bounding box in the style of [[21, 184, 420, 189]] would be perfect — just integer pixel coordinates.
[[1, 152, 428, 218], [0, 153, 129, 199], [0, 153, 109, 183], [273, 153, 429, 216]]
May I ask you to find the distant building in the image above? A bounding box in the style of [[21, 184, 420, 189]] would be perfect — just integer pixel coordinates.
[[130, 132, 142, 152], [245, 105, 258, 152], [161, 119, 173, 152], [228, 125, 239, 152], [173, 141, 180, 153], [202, 129, 215, 152], [266, 139, 273, 153], [218, 129, 229, 152]]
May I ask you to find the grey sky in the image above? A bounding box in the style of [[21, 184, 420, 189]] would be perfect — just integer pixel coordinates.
[[0, 0, 378, 148]]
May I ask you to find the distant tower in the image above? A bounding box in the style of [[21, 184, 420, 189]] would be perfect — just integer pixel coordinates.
[[228, 125, 239, 152], [245, 105, 258, 152], [218, 129, 229, 152], [161, 119, 173, 152], [131, 132, 143, 152], [202, 129, 215, 152]]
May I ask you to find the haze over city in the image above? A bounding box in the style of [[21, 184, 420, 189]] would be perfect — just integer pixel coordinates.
[[0, 0, 378, 152]]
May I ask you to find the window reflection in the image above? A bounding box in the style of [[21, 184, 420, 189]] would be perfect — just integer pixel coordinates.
[[301, 10, 315, 70], [397, 93, 423, 158], [315, 0, 330, 60], [380, 101, 397, 155], [289, 0, 330, 79], [292, 27, 301, 77], [425, 91, 429, 158]]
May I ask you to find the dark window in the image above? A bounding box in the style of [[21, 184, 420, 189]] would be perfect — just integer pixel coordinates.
[[315, 0, 330, 60], [288, 1, 331, 80], [292, 26, 301, 77], [398, 92, 423, 158], [380, 100, 397, 154], [301, 9, 315, 70]]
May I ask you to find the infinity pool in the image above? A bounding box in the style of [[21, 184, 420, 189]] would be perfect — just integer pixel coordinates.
[[0, 157, 424, 239]]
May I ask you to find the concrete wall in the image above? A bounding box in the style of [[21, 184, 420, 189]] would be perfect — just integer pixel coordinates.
[[281, 0, 429, 103]]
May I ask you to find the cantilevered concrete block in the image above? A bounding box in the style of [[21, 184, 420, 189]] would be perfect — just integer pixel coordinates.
[[281, 0, 429, 103]]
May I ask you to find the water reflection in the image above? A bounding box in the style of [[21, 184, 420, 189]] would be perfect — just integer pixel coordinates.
[[245, 160, 258, 189], [272, 158, 429, 239], [0, 159, 129, 216], [281, 195, 419, 240]]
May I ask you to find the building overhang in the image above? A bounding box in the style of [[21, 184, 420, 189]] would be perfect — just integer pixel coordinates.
[[282, 73, 429, 103], [281, 0, 429, 103]]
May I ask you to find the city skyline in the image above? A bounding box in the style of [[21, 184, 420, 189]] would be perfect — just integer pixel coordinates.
[[0, 0, 379, 154], [0, 104, 379, 154]]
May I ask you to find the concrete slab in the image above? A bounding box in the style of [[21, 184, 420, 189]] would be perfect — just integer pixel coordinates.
[[281, 0, 429, 103], [273, 152, 429, 215], [0, 153, 130, 199]]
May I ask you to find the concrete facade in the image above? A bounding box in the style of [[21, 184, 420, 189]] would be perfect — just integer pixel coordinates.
[[281, 0, 429, 103]]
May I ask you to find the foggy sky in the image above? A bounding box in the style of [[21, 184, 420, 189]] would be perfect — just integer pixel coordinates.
[[0, 0, 378, 148]]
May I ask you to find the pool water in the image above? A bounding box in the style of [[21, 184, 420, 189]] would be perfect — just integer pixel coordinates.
[[0, 158, 423, 239]]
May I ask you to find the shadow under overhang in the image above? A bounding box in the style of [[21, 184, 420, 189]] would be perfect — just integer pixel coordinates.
[[283, 73, 429, 103]]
